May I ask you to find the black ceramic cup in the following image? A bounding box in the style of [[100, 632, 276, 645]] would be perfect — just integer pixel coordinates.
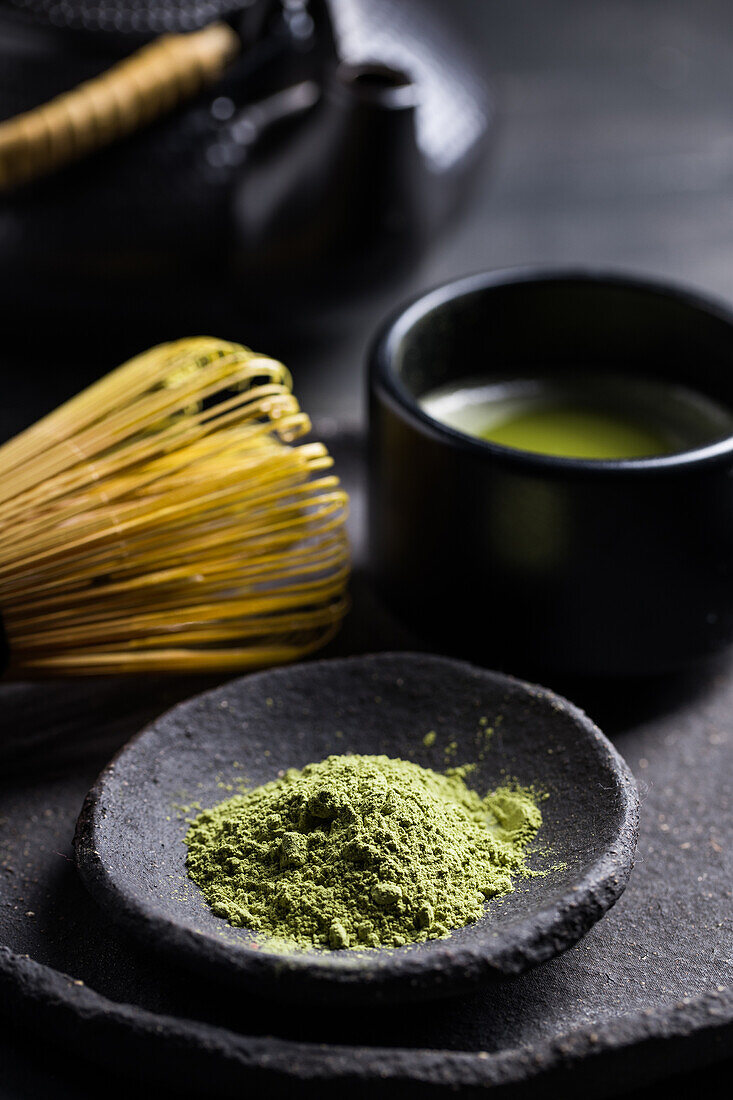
[[368, 268, 733, 677]]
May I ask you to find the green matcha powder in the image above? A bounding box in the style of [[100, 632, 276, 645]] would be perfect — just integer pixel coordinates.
[[185, 753, 542, 950]]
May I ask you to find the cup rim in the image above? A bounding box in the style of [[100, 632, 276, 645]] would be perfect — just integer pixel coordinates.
[[370, 265, 733, 473]]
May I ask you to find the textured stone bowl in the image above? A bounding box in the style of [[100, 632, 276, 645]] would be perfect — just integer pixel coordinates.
[[74, 653, 638, 1005]]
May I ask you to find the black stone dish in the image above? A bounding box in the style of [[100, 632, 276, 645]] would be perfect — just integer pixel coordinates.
[[74, 653, 638, 1005], [369, 268, 733, 677]]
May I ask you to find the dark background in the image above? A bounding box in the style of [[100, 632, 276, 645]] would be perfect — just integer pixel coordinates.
[[5, 0, 733, 432], [2, 1, 733, 1096], [296, 0, 733, 423]]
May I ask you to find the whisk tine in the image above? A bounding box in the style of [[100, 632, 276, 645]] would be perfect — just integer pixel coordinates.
[[0, 337, 350, 676]]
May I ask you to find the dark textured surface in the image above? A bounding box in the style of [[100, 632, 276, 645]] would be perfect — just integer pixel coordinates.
[[3, 0, 733, 1091], [0, 431, 731, 1097], [74, 654, 638, 1004]]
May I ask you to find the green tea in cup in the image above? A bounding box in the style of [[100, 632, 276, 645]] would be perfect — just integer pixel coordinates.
[[419, 374, 733, 460]]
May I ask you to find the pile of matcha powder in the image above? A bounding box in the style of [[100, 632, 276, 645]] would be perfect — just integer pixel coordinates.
[[185, 753, 542, 950]]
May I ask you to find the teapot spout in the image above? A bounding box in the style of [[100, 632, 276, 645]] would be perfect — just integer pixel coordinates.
[[233, 56, 430, 306]]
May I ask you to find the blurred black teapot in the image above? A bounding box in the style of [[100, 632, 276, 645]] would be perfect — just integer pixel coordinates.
[[0, 0, 491, 350]]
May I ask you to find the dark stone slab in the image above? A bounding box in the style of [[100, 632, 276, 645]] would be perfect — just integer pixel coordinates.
[[0, 431, 731, 1097]]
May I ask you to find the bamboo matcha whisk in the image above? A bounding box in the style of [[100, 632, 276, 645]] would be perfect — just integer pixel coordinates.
[[0, 337, 349, 676]]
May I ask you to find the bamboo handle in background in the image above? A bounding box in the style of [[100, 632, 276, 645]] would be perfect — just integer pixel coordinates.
[[0, 23, 240, 192]]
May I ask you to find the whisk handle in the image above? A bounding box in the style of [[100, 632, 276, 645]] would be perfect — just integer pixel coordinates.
[[0, 23, 240, 193]]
